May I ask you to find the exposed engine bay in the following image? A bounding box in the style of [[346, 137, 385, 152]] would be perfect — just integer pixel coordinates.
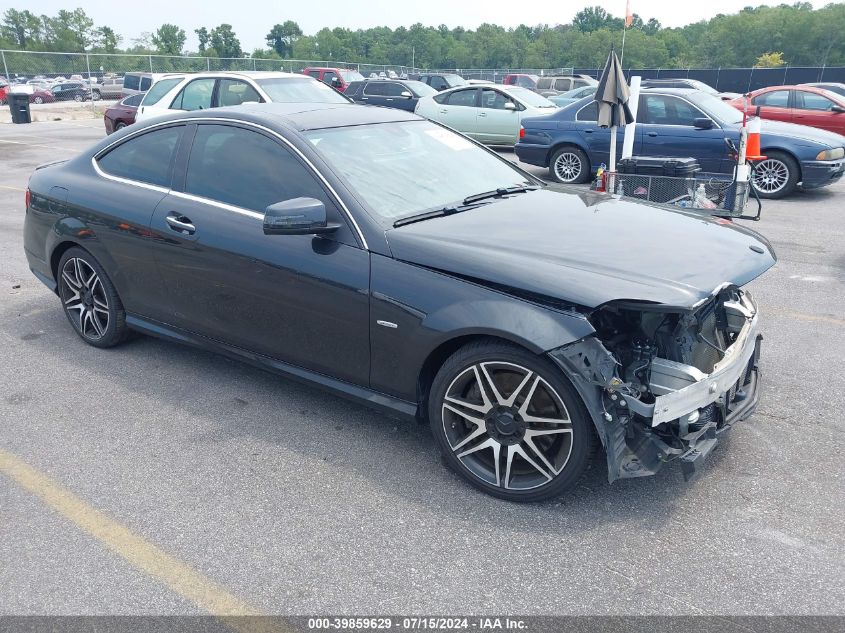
[[550, 284, 762, 481]]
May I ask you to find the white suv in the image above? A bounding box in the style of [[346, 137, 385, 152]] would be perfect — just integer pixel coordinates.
[[135, 71, 351, 122]]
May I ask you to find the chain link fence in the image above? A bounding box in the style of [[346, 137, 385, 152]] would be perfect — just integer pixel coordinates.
[[3, 49, 845, 97]]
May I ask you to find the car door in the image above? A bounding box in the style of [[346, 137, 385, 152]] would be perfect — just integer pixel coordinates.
[[148, 122, 370, 385], [433, 88, 479, 138], [575, 101, 639, 168], [638, 93, 727, 172], [792, 90, 845, 135], [169, 77, 216, 112], [751, 89, 793, 125], [89, 124, 186, 322], [215, 78, 262, 107], [360, 81, 393, 108], [478, 88, 520, 144]]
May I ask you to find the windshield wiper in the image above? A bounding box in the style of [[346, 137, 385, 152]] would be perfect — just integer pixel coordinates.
[[461, 184, 540, 206], [393, 198, 495, 228]]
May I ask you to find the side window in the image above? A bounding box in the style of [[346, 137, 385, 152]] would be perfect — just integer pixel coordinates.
[[382, 82, 405, 97], [217, 79, 262, 106], [141, 77, 183, 106], [576, 101, 598, 121], [481, 89, 510, 110], [323, 71, 338, 86], [664, 97, 706, 125], [797, 91, 835, 111], [430, 76, 448, 91], [445, 88, 477, 107], [171, 78, 215, 111], [124, 75, 140, 91], [184, 125, 332, 213], [307, 70, 321, 79], [555, 78, 571, 91], [97, 126, 182, 188], [640, 95, 704, 125], [140, 77, 152, 91], [536, 78, 552, 90], [573, 79, 589, 89], [753, 90, 790, 108], [363, 82, 388, 96]]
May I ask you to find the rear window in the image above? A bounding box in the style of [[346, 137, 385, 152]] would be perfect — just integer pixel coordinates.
[[123, 75, 140, 91], [97, 126, 182, 188], [122, 94, 143, 106], [141, 77, 184, 106]]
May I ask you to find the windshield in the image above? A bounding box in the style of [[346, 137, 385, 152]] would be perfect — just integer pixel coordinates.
[[306, 120, 535, 222], [341, 70, 365, 82], [689, 92, 744, 124], [506, 87, 557, 108], [687, 79, 719, 95], [444, 74, 468, 86], [404, 80, 437, 96], [255, 77, 350, 103]]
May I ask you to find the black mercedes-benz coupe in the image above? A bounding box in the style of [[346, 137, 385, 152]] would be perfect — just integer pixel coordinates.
[[23, 103, 776, 501]]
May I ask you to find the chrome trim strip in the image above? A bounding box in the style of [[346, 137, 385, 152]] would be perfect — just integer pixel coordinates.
[[92, 116, 369, 250], [90, 157, 171, 194], [169, 191, 264, 220]]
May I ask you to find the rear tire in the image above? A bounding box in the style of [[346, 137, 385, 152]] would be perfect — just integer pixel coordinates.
[[548, 146, 591, 184], [73, 93, 83, 102], [57, 247, 129, 348], [33, 96, 44, 104], [428, 340, 596, 502], [115, 121, 126, 131], [752, 150, 799, 199]]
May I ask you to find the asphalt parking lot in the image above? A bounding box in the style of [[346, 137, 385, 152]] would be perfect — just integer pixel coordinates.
[[1, 119, 843, 617]]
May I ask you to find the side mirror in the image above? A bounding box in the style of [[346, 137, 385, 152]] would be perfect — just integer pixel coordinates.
[[504, 101, 517, 111], [693, 117, 714, 130], [330, 77, 340, 86], [832, 105, 845, 114], [400, 90, 413, 98], [263, 198, 341, 236]]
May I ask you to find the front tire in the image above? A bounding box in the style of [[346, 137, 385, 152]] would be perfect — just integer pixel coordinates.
[[33, 96, 44, 104], [549, 146, 591, 184], [752, 151, 799, 199], [57, 247, 129, 348], [428, 341, 596, 502]]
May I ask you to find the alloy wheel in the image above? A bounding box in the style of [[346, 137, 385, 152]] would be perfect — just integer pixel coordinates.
[[753, 158, 789, 194], [553, 152, 583, 183], [34, 96, 43, 104], [441, 361, 573, 491], [60, 257, 110, 340]]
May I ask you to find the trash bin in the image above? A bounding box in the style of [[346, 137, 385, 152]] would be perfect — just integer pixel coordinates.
[[9, 93, 32, 124]]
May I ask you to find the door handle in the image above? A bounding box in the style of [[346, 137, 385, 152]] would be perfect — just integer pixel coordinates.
[[165, 213, 196, 235], [439, 109, 448, 114], [478, 112, 487, 117], [647, 131, 658, 137], [584, 128, 593, 133]]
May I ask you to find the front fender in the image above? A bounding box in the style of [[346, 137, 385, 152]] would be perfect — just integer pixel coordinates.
[[369, 254, 594, 402]]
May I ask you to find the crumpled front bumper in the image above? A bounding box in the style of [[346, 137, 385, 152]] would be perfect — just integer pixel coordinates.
[[549, 291, 763, 482]]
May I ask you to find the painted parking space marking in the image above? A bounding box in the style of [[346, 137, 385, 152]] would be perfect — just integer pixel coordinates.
[[0, 446, 290, 633], [0, 139, 80, 152]]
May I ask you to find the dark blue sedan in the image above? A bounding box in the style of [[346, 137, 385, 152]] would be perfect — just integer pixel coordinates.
[[516, 88, 845, 198], [344, 79, 437, 112]]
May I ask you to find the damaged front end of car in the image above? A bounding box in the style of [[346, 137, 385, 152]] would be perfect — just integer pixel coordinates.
[[549, 284, 762, 482]]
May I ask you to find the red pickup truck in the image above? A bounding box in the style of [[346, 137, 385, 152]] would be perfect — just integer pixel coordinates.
[[302, 67, 365, 93]]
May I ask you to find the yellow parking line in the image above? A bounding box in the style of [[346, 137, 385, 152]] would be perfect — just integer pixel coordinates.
[[0, 447, 287, 633]]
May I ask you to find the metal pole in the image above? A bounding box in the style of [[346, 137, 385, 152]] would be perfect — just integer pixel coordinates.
[[149, 55, 153, 72], [207, 57, 210, 71], [85, 53, 94, 109], [1, 50, 8, 82], [253, 58, 256, 71]]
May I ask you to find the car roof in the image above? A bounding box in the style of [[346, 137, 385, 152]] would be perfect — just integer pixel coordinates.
[[133, 102, 420, 132]]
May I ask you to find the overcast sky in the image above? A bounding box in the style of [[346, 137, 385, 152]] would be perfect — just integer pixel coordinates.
[[13, 1, 835, 52]]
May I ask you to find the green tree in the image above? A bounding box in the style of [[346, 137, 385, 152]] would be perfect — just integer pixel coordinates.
[[92, 26, 120, 53], [573, 7, 623, 33], [195, 27, 209, 54], [1, 9, 42, 49], [152, 24, 186, 55], [266, 20, 302, 57], [42, 8, 95, 51], [755, 51, 785, 68], [209, 24, 241, 58]]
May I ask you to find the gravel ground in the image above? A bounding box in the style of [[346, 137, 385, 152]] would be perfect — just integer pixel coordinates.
[[0, 118, 843, 617]]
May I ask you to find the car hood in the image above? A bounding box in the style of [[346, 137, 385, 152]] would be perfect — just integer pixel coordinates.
[[385, 189, 776, 310]]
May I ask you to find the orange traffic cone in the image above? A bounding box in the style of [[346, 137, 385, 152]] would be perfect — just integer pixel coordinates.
[[745, 116, 766, 161]]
